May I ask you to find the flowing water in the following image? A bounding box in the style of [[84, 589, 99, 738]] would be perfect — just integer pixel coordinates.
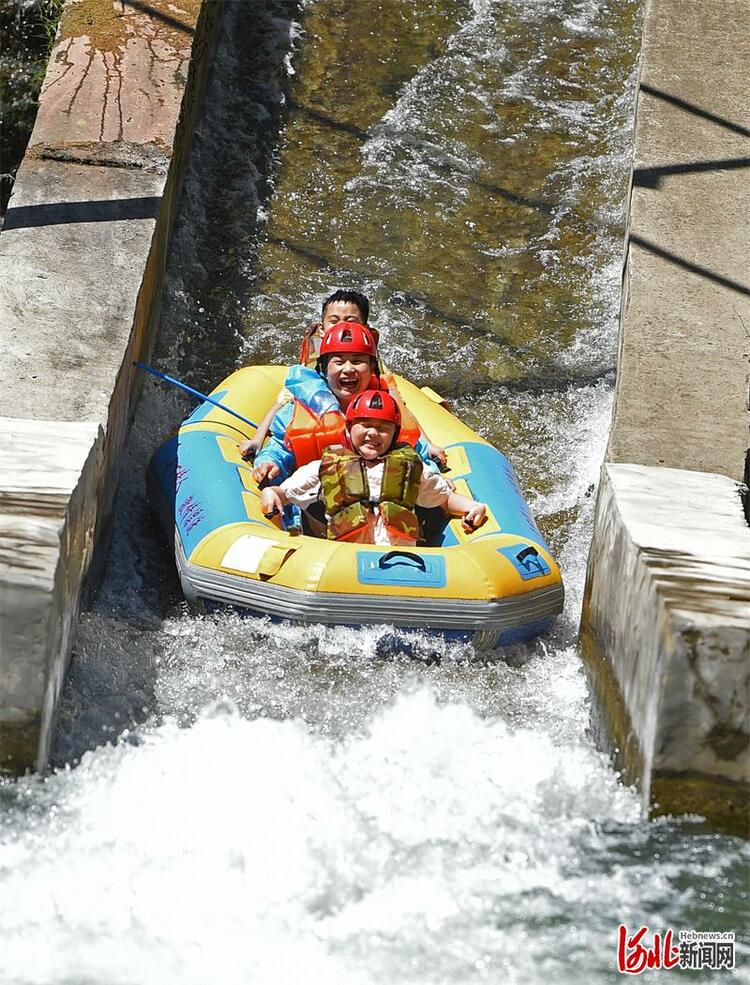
[[1, 1, 748, 982]]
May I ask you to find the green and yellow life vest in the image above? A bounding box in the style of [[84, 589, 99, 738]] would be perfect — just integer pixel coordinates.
[[319, 445, 424, 542]]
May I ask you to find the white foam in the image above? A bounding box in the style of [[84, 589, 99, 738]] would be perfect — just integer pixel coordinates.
[[0, 691, 642, 985]]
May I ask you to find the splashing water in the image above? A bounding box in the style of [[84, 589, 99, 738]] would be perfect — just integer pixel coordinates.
[[1, 1, 748, 982]]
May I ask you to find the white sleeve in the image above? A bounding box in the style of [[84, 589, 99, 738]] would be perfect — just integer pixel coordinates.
[[416, 470, 452, 509], [279, 460, 323, 508]]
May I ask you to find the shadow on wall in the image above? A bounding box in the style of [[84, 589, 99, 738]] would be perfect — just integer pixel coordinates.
[[2, 197, 161, 229], [633, 156, 750, 189], [637, 82, 750, 138], [630, 81, 750, 299], [628, 233, 750, 298], [121, 0, 195, 35]]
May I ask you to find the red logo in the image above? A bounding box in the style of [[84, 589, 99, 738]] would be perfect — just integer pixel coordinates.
[[617, 925, 680, 974]]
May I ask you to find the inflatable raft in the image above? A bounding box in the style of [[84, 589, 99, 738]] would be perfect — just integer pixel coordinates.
[[148, 366, 564, 648]]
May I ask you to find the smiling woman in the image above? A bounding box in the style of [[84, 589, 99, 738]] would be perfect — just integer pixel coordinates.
[[325, 351, 374, 403], [252, 320, 383, 483], [318, 322, 379, 406]]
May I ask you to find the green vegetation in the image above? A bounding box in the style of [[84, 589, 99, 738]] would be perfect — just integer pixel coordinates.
[[0, 0, 64, 214]]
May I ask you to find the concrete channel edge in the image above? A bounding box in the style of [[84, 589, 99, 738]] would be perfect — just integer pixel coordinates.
[[0, 0, 225, 773]]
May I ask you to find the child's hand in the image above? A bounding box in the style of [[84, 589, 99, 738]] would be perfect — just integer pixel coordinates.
[[238, 438, 259, 460], [462, 503, 487, 532], [260, 487, 285, 518], [427, 443, 447, 468], [253, 461, 281, 485]]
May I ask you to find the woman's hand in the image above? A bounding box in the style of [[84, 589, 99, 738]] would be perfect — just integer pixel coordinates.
[[260, 487, 285, 517], [238, 438, 259, 460], [462, 503, 487, 532], [427, 443, 447, 468], [253, 461, 280, 484]]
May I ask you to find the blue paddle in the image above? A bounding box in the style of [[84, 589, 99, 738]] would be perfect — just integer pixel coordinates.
[[134, 361, 258, 430]]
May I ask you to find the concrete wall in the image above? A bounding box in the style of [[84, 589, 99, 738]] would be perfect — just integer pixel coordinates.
[[581, 0, 750, 832], [581, 465, 749, 833], [0, 0, 223, 773]]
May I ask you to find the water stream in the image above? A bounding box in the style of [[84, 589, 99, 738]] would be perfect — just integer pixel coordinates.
[[0, 1, 747, 982]]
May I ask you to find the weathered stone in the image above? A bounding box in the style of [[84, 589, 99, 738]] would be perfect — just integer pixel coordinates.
[[0, 419, 102, 771], [581, 465, 750, 834], [28, 140, 172, 173], [0, 0, 223, 773], [0, 157, 163, 424], [35, 0, 198, 150]]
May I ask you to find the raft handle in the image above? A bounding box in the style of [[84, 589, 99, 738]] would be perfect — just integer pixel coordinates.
[[378, 550, 427, 572], [516, 546, 545, 573]]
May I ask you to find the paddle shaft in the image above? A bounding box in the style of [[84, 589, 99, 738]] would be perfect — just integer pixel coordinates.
[[134, 362, 258, 430]]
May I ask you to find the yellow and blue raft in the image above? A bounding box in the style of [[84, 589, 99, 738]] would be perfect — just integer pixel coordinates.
[[148, 367, 564, 648]]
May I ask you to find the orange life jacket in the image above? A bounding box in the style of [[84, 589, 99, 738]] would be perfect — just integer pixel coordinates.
[[284, 381, 422, 467], [378, 371, 422, 448], [284, 401, 347, 466], [298, 326, 323, 367]]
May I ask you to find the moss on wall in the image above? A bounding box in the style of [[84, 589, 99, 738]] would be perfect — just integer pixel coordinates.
[[59, 0, 202, 54]]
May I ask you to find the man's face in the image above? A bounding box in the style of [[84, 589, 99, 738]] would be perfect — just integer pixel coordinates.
[[348, 418, 397, 460], [326, 353, 373, 406], [321, 301, 366, 331]]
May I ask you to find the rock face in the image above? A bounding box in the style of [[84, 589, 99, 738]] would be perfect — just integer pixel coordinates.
[[581, 0, 750, 832], [0, 0, 222, 773]]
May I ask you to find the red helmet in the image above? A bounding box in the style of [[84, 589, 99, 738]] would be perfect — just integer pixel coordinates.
[[319, 322, 378, 360], [345, 389, 401, 436]]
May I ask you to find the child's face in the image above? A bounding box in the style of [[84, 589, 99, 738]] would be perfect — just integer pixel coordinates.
[[348, 418, 397, 460], [321, 300, 366, 331], [326, 354, 373, 404]]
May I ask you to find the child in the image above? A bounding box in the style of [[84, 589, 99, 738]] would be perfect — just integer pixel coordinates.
[[238, 289, 446, 467], [260, 389, 485, 546]]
